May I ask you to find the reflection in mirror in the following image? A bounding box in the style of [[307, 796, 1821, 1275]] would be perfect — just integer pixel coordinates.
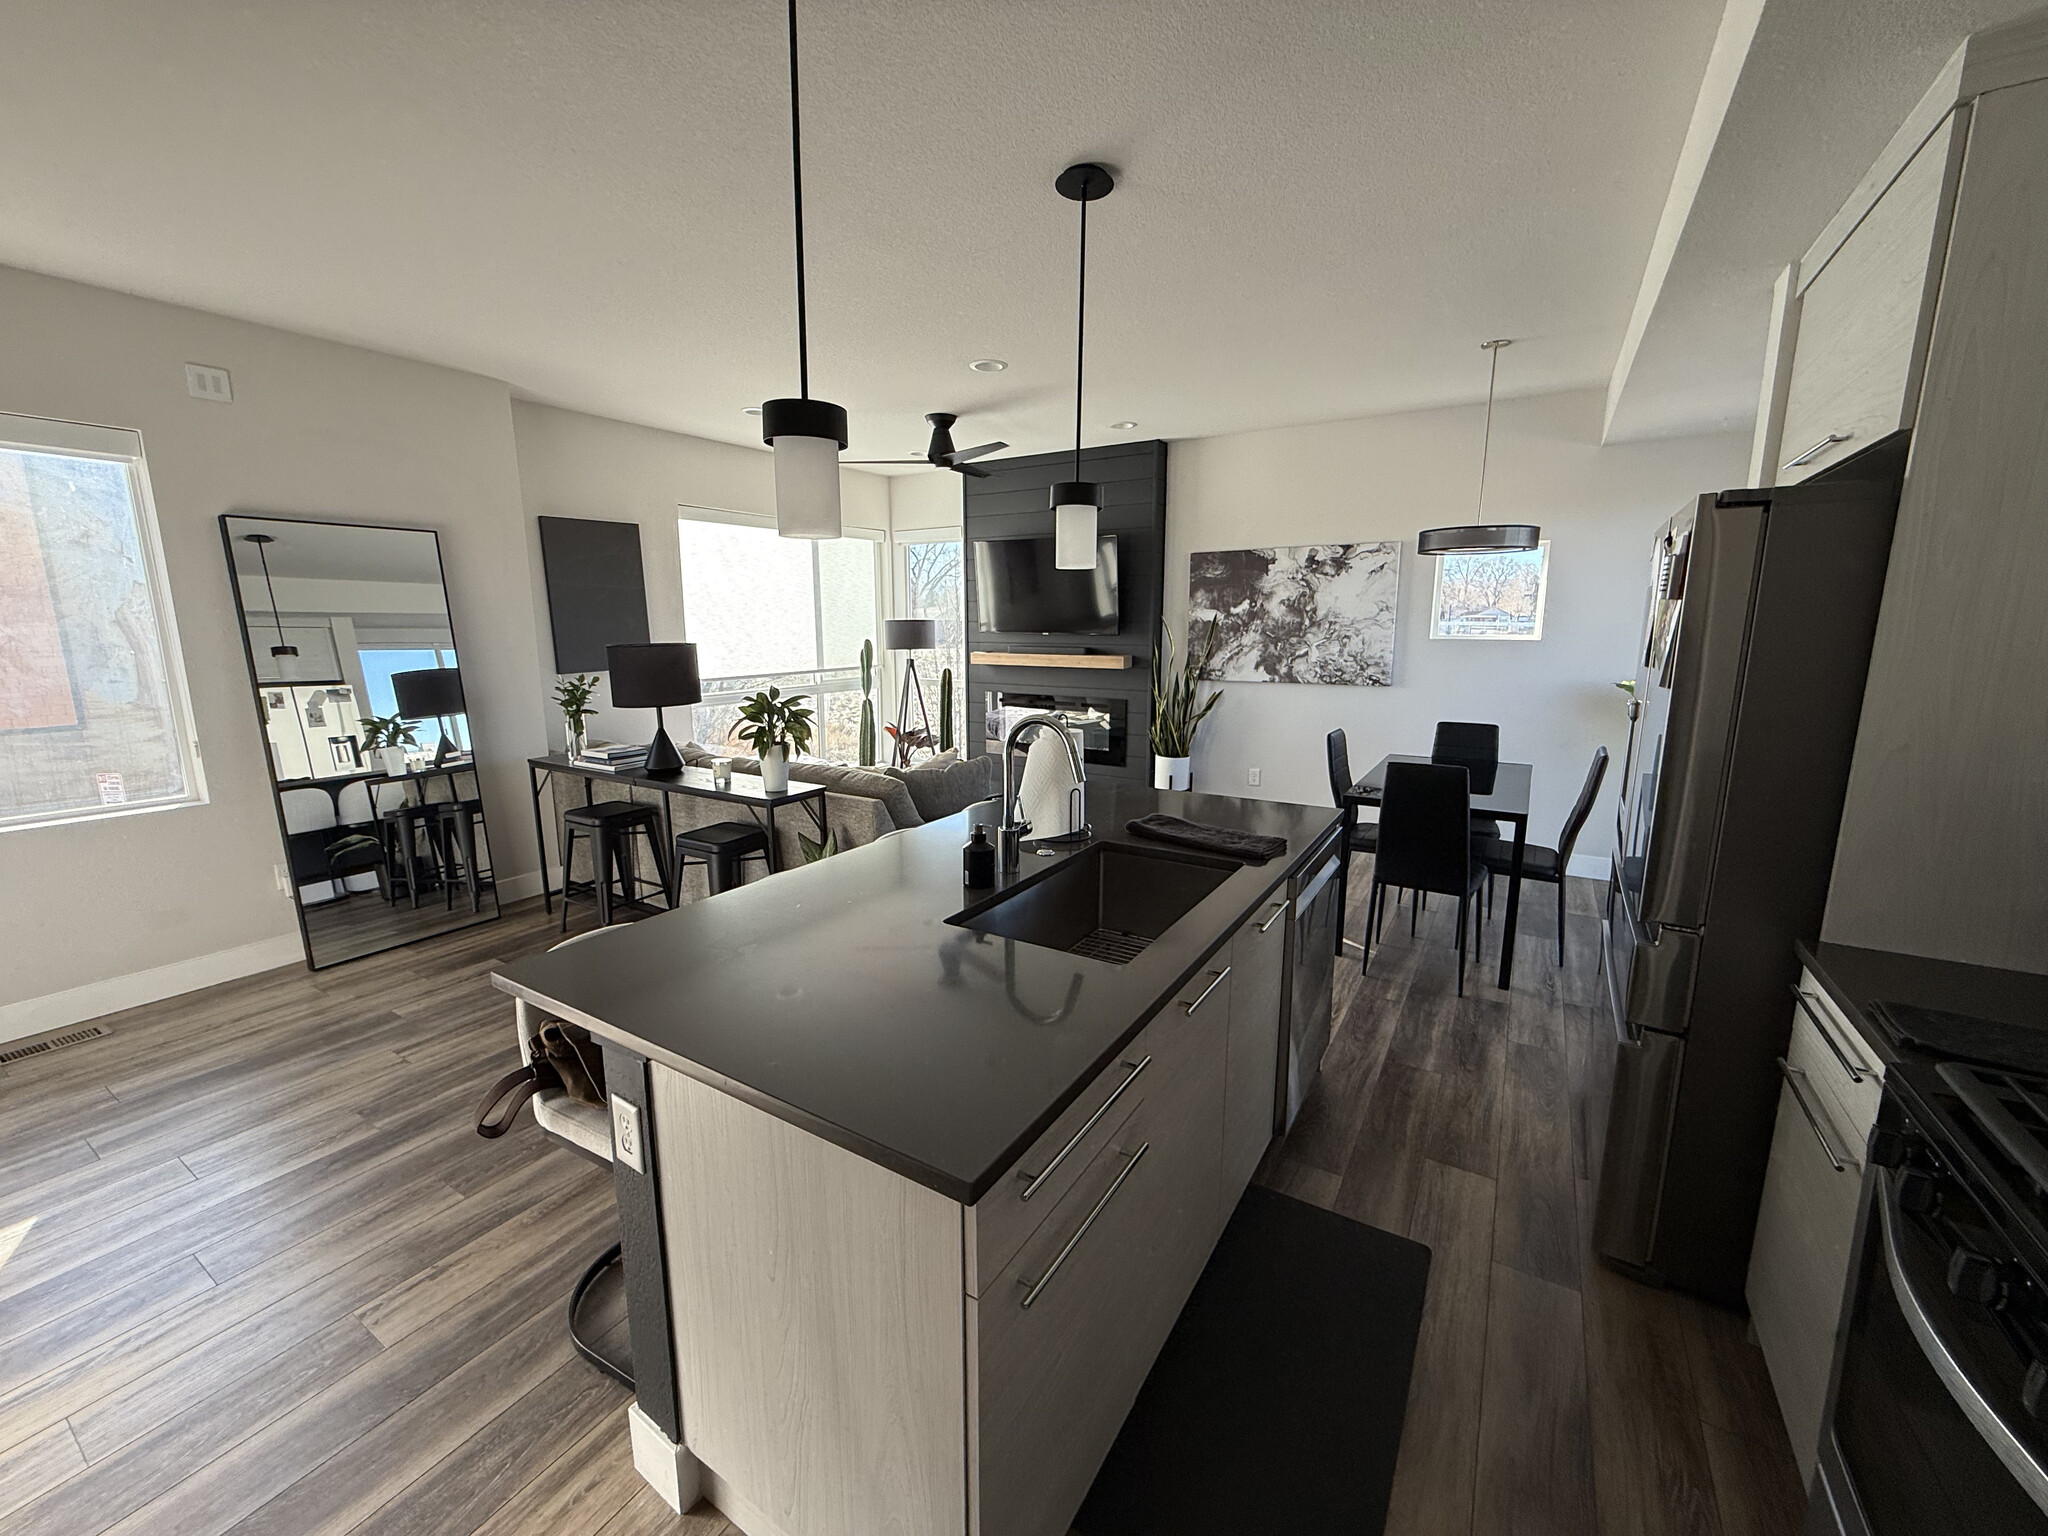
[[221, 515, 498, 967]]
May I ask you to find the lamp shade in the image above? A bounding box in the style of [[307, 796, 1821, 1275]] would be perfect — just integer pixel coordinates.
[[883, 618, 939, 651], [762, 398, 849, 541], [390, 667, 466, 719], [1416, 524, 1542, 556], [606, 643, 702, 708], [1052, 482, 1101, 570]]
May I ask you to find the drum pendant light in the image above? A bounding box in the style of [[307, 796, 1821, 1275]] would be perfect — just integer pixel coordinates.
[[1418, 339, 1540, 556], [760, 0, 848, 539], [1053, 163, 1115, 569]]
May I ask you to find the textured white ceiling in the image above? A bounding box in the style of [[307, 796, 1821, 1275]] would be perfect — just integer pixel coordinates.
[[0, 1, 1733, 465], [1604, 0, 2042, 442]]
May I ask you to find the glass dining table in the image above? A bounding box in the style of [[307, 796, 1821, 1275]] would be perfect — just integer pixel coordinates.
[[1340, 754, 1534, 990]]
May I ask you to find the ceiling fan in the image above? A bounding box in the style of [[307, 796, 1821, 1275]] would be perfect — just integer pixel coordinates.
[[846, 413, 1007, 477]]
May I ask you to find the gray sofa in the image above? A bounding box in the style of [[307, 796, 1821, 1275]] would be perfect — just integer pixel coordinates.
[[550, 747, 1000, 904]]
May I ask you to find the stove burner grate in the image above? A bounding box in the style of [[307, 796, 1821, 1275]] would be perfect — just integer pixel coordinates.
[[1938, 1062, 2048, 1199]]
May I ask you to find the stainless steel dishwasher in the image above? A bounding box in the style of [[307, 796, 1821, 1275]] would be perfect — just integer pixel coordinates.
[[1280, 837, 1341, 1131]]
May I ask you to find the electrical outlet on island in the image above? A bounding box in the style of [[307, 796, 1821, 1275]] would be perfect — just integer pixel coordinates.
[[1248, 767, 1262, 787]]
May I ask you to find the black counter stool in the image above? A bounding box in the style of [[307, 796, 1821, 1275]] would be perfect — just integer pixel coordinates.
[[435, 799, 492, 912], [669, 821, 771, 901], [561, 800, 671, 930], [379, 802, 446, 908]]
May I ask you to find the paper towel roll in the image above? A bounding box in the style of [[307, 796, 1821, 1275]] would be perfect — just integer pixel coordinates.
[[1018, 728, 1085, 838]]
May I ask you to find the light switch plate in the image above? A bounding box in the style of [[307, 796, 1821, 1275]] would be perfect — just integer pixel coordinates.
[[184, 363, 233, 402], [610, 1094, 645, 1173]]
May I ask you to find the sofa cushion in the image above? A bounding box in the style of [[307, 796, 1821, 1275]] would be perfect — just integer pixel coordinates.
[[786, 761, 922, 828], [886, 753, 1000, 822]]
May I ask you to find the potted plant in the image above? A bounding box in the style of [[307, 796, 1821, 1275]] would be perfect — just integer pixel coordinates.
[[554, 673, 600, 758], [857, 640, 877, 767], [730, 686, 814, 794], [938, 666, 954, 753], [360, 714, 418, 775], [1150, 618, 1223, 791]]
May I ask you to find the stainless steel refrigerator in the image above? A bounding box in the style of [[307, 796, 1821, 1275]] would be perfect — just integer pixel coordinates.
[[1591, 435, 1905, 1307]]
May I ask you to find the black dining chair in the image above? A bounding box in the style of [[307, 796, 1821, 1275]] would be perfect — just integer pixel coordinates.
[[1366, 761, 1489, 995], [1433, 720, 1503, 841], [1477, 745, 1608, 965]]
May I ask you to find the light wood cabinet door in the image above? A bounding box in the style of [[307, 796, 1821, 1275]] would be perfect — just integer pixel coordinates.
[[1778, 112, 1959, 482], [971, 963, 1228, 1536], [1222, 895, 1289, 1209]]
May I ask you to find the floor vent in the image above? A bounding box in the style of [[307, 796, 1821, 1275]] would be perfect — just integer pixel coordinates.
[[1070, 928, 1153, 965], [0, 1024, 112, 1065]]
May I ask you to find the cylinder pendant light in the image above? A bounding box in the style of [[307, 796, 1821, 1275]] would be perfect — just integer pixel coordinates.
[[1053, 163, 1115, 569], [761, 0, 848, 539], [1418, 339, 1540, 556]]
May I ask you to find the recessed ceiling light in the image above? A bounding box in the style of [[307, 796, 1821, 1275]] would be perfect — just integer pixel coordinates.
[[969, 358, 1008, 373], [1110, 421, 1138, 430], [743, 406, 763, 416]]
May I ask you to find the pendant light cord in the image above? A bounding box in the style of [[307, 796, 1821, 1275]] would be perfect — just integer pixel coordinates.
[[788, 0, 809, 399], [254, 539, 289, 650], [1476, 338, 1508, 520], [1074, 194, 1088, 482]]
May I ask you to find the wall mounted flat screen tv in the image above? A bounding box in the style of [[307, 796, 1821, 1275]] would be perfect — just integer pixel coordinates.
[[973, 535, 1119, 635]]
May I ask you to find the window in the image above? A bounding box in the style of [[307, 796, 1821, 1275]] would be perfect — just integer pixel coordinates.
[[1429, 542, 1550, 641], [677, 509, 881, 763], [0, 414, 204, 832], [897, 533, 966, 749]]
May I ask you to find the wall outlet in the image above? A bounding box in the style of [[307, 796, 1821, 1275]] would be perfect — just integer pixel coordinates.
[[273, 863, 291, 893], [611, 1094, 645, 1174], [1248, 767, 1262, 787], [184, 362, 233, 402]]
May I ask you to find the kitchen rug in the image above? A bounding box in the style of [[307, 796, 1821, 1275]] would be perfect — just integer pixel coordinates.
[[1074, 1184, 1431, 1536]]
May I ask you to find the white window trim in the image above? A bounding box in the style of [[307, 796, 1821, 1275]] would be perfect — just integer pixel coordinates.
[[0, 412, 208, 834], [1427, 539, 1551, 642]]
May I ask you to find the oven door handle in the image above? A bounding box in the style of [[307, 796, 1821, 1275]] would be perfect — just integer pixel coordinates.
[[1879, 1169, 2048, 1516]]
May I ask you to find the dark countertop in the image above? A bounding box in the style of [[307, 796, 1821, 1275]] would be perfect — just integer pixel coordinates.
[[1795, 938, 2048, 1060], [493, 783, 1342, 1203]]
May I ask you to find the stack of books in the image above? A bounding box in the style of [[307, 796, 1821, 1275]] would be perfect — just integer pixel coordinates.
[[574, 741, 648, 771]]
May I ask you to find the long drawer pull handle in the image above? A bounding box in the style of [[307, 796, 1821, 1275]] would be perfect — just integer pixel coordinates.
[[1182, 967, 1231, 1014], [1018, 1056, 1150, 1201], [1258, 901, 1288, 933], [1782, 431, 1850, 470], [1778, 1058, 1847, 1173], [1020, 1142, 1150, 1309], [1790, 985, 1868, 1084]]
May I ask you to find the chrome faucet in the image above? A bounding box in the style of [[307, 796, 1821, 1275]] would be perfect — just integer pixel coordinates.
[[996, 711, 1092, 873]]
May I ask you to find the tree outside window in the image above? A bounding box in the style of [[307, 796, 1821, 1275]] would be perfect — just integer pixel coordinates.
[[1429, 543, 1550, 641]]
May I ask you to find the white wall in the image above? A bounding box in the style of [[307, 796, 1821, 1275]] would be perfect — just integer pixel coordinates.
[[1165, 388, 1747, 873], [0, 264, 551, 1038], [509, 400, 891, 753]]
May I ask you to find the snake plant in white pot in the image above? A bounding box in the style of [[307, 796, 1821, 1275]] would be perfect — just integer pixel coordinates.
[[1150, 618, 1223, 791]]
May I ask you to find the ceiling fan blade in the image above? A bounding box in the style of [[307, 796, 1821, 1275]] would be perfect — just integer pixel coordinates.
[[948, 441, 1007, 463], [950, 462, 993, 478]]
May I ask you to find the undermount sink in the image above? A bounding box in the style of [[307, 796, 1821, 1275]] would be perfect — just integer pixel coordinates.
[[949, 842, 1237, 963]]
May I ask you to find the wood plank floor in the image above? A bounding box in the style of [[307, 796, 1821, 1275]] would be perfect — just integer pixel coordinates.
[[0, 873, 1805, 1535]]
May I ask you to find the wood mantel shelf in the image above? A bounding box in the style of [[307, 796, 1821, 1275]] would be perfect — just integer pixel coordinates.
[[969, 651, 1132, 670]]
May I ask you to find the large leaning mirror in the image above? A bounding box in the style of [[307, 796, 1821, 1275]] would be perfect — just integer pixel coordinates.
[[221, 514, 498, 967]]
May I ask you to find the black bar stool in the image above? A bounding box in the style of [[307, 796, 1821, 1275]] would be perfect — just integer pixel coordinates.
[[379, 802, 446, 908], [670, 821, 771, 901], [435, 799, 493, 912], [561, 801, 671, 930]]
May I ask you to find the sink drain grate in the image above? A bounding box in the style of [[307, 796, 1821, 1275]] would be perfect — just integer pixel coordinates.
[[1070, 928, 1153, 965]]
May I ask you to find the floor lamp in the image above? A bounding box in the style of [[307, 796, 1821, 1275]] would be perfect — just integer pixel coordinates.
[[883, 618, 938, 767]]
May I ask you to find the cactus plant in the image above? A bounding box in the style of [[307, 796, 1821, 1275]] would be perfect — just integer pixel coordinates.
[[937, 667, 954, 753], [857, 638, 877, 766]]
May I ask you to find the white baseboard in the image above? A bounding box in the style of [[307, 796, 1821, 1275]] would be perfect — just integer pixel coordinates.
[[0, 931, 306, 1046], [1567, 852, 1608, 881], [629, 1404, 701, 1515], [498, 868, 550, 904]]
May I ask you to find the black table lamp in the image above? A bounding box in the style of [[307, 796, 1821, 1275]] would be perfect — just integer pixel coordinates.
[[607, 642, 701, 775], [883, 618, 939, 766], [390, 667, 467, 768]]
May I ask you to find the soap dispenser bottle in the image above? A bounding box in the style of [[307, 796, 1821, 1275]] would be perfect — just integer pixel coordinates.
[[963, 825, 995, 888]]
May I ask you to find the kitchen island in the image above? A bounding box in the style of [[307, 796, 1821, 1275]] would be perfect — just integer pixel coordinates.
[[492, 782, 1342, 1536]]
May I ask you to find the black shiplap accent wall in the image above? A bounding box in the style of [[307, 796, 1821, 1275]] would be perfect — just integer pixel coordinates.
[[962, 441, 1166, 786]]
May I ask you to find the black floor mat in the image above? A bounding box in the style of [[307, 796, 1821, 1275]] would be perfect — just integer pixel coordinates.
[[1075, 1185, 1432, 1536]]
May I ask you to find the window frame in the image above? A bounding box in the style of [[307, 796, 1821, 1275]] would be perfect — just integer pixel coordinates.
[[0, 412, 207, 834], [1426, 539, 1552, 642]]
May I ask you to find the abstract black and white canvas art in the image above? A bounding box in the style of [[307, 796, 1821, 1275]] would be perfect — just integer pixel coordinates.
[[1188, 543, 1400, 686]]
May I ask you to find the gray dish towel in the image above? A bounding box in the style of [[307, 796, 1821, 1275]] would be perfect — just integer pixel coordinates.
[[1126, 814, 1288, 865]]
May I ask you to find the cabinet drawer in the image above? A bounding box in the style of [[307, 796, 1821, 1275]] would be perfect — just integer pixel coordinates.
[[967, 956, 1233, 1295], [1746, 1070, 1866, 1482], [1788, 968, 1883, 1143], [971, 998, 1225, 1536], [1778, 113, 1957, 482]]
